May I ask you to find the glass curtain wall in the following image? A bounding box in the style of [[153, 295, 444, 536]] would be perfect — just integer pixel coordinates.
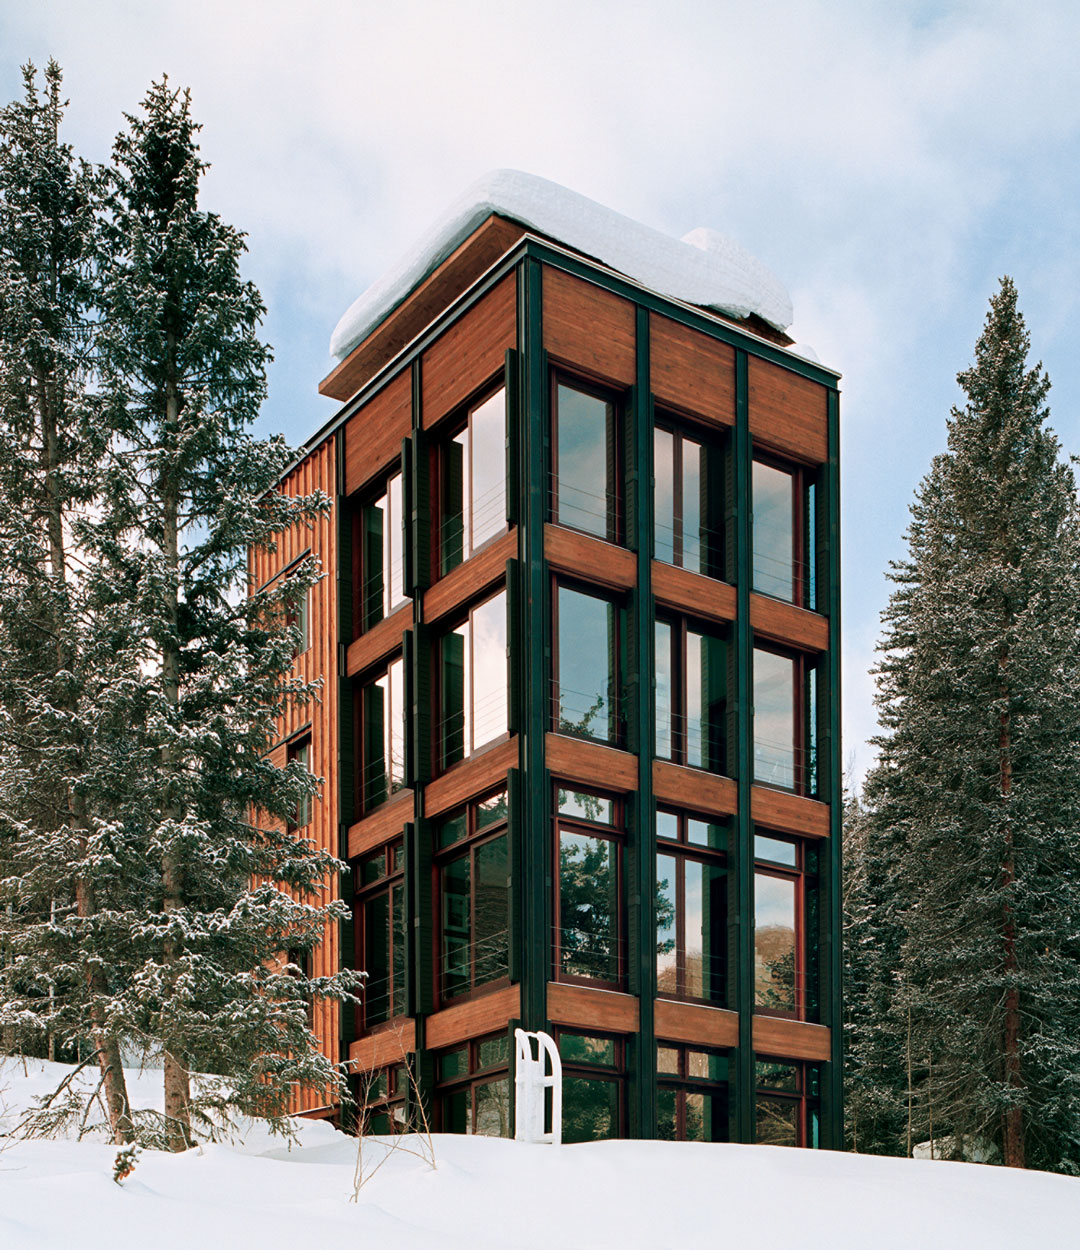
[[755, 1060, 821, 1148], [558, 1031, 625, 1143], [555, 788, 622, 987], [440, 387, 507, 575], [752, 459, 817, 608], [754, 833, 819, 1021], [355, 840, 406, 1030], [437, 1034, 511, 1136], [657, 1046, 729, 1141]]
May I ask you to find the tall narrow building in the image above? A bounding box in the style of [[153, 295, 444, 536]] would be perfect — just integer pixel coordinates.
[[255, 171, 842, 1147]]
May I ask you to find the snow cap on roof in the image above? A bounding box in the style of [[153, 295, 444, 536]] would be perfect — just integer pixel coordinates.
[[329, 169, 794, 362]]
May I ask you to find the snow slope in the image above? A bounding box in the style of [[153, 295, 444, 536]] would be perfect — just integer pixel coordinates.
[[3, 1058, 1079, 1250], [329, 169, 794, 362]]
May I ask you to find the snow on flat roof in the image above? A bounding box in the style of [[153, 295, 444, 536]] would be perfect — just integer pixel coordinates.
[[329, 169, 794, 362]]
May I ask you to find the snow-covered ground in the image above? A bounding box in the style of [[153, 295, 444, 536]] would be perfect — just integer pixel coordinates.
[[3, 1058, 1079, 1249]]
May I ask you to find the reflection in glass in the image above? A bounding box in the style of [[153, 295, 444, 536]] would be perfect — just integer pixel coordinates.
[[364, 879, 405, 1026], [753, 460, 794, 601], [656, 853, 677, 994], [559, 830, 619, 983], [442, 389, 507, 575], [563, 1076, 619, 1143], [557, 586, 617, 743], [756, 1095, 798, 1147], [654, 425, 719, 576], [656, 851, 727, 1003], [655, 620, 673, 758], [755, 871, 797, 1013], [363, 473, 407, 629], [556, 383, 616, 540], [654, 427, 675, 564], [362, 656, 405, 809], [754, 648, 795, 789], [441, 591, 507, 767], [687, 627, 725, 771]]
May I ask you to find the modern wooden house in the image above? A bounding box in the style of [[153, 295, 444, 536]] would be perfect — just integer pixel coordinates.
[[259, 171, 842, 1147]]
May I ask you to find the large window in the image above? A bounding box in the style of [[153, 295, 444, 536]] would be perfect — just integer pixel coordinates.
[[554, 583, 622, 745], [654, 420, 723, 578], [286, 735, 312, 832], [655, 616, 727, 772], [436, 790, 510, 1004], [356, 1061, 409, 1135], [354, 840, 406, 1032], [557, 1030, 626, 1143], [554, 787, 623, 988], [752, 458, 817, 608], [437, 1033, 511, 1136], [359, 472, 407, 632], [754, 833, 819, 1021], [657, 1044, 730, 1142], [755, 1059, 820, 1148], [438, 590, 508, 769], [552, 377, 620, 543], [439, 386, 507, 576], [752, 646, 818, 795], [360, 656, 406, 811], [655, 810, 727, 1004]]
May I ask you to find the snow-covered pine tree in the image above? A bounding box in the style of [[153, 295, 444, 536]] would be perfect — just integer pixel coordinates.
[[0, 61, 136, 1143], [854, 278, 1080, 1172], [90, 79, 359, 1150]]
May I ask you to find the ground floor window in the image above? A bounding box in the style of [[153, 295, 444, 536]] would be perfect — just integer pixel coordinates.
[[657, 1044, 730, 1142], [556, 1030, 626, 1143], [437, 1033, 511, 1137], [356, 1061, 409, 1135], [755, 1058, 820, 1147], [354, 839, 406, 1032]]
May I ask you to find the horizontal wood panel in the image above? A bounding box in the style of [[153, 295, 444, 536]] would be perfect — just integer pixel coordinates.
[[421, 273, 516, 429], [347, 1020, 417, 1072], [752, 1015, 832, 1063], [546, 733, 639, 793], [653, 760, 738, 819], [545, 523, 636, 592], [651, 561, 736, 624], [543, 266, 635, 387], [546, 982, 640, 1034], [650, 313, 735, 426], [347, 790, 414, 860], [422, 529, 515, 624], [425, 984, 521, 1050], [751, 786, 830, 839], [345, 603, 412, 678], [748, 356, 829, 465], [343, 369, 411, 497], [321, 215, 525, 401], [654, 999, 739, 1049], [425, 738, 519, 818], [750, 593, 828, 652]]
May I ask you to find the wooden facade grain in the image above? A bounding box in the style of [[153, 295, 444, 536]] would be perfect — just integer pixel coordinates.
[[343, 368, 411, 497], [651, 561, 736, 624], [348, 1020, 418, 1073], [751, 785, 830, 839], [543, 267, 636, 386], [425, 985, 521, 1050], [747, 354, 829, 464], [345, 603, 412, 678], [653, 760, 738, 818], [649, 312, 736, 425], [749, 592, 829, 652], [424, 738, 519, 818], [547, 982, 640, 1033], [546, 733, 639, 793], [752, 1016, 832, 1063], [655, 999, 740, 1049], [347, 789, 414, 859], [545, 523, 637, 591], [422, 529, 515, 625]]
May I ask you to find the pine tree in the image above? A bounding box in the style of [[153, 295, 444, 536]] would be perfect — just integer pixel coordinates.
[[86, 79, 360, 1150], [0, 61, 135, 1143], [853, 278, 1080, 1172]]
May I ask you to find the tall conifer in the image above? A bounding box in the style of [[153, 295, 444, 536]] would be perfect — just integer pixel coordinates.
[[851, 279, 1080, 1172]]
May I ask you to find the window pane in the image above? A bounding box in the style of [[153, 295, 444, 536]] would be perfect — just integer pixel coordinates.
[[685, 858, 727, 1003], [559, 1033, 617, 1067], [754, 649, 795, 789], [756, 1060, 799, 1092], [441, 628, 466, 766], [654, 427, 675, 564], [656, 853, 678, 995], [557, 587, 617, 743], [391, 881, 406, 1013], [686, 628, 725, 772], [558, 789, 614, 825], [559, 830, 619, 982], [682, 436, 703, 575], [755, 872, 797, 1012], [386, 472, 405, 613], [472, 591, 507, 750], [473, 1077, 510, 1137], [657, 1085, 678, 1140], [438, 1047, 469, 1082], [474, 835, 509, 986], [362, 496, 385, 630], [687, 1050, 728, 1082], [437, 810, 468, 849], [441, 431, 466, 575], [755, 834, 797, 867], [441, 853, 471, 999], [477, 1033, 510, 1069], [388, 657, 405, 793], [657, 1046, 680, 1076], [556, 383, 614, 540], [563, 1076, 619, 1143], [753, 461, 794, 600], [470, 389, 506, 552], [655, 620, 673, 759], [756, 1096, 798, 1147], [440, 1088, 469, 1133], [477, 789, 509, 830], [655, 810, 680, 842], [365, 890, 391, 1025], [687, 817, 725, 850]]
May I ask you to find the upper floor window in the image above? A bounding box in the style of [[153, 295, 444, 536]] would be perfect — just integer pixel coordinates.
[[552, 376, 620, 543], [657, 1044, 730, 1142], [752, 646, 818, 796], [354, 840, 405, 1032], [285, 576, 310, 655], [554, 786, 624, 989], [286, 735, 312, 832], [359, 655, 406, 811], [752, 458, 817, 609], [554, 582, 623, 746], [655, 616, 727, 772], [654, 420, 724, 578], [655, 810, 728, 1005], [435, 790, 510, 1005], [754, 833, 819, 1021], [438, 386, 507, 576], [755, 1059, 820, 1148], [438, 589, 508, 770], [359, 472, 407, 632]]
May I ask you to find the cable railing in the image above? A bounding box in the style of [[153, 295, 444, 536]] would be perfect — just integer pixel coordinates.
[[655, 707, 728, 772], [357, 556, 409, 624], [752, 735, 817, 793], [553, 922, 625, 985], [439, 928, 510, 999], [360, 746, 407, 806], [751, 548, 816, 608], [653, 514, 725, 575], [548, 478, 619, 540], [436, 685, 508, 763], [550, 678, 624, 745]]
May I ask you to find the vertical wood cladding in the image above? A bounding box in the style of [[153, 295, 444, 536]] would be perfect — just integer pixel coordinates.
[[649, 312, 736, 425], [343, 368, 411, 497], [747, 354, 828, 463], [250, 437, 340, 1114], [543, 266, 636, 386], [421, 273, 516, 428]]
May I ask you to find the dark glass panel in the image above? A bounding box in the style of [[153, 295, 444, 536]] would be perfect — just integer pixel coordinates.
[[753, 649, 795, 789], [657, 1085, 678, 1140], [441, 853, 471, 999], [756, 1096, 798, 1147], [440, 1088, 469, 1133], [438, 1047, 469, 1082], [752, 460, 794, 601], [440, 627, 466, 767], [477, 789, 509, 830], [656, 853, 678, 996], [474, 835, 509, 986], [557, 788, 614, 825], [362, 496, 385, 630], [756, 1060, 799, 1092], [559, 830, 619, 983], [477, 1034, 510, 1069], [364, 890, 391, 1026], [654, 426, 675, 564], [437, 810, 468, 850], [755, 871, 797, 1012], [686, 627, 725, 772], [361, 849, 387, 885], [557, 586, 617, 743], [563, 1076, 619, 1143], [559, 1033, 617, 1067], [474, 1077, 510, 1137], [391, 880, 405, 1015], [685, 858, 727, 1003], [441, 430, 466, 575], [655, 619, 673, 759], [556, 383, 614, 540], [687, 817, 725, 850]]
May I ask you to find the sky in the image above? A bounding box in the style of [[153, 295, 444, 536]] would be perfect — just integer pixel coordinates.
[[3, 0, 1079, 786]]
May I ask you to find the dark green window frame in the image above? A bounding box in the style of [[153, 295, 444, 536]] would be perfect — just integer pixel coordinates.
[[653, 414, 725, 579], [655, 809, 728, 1006], [755, 1057, 821, 1148], [436, 1032, 511, 1137], [555, 1028, 627, 1143], [753, 832, 820, 1022], [550, 371, 623, 545], [354, 839, 406, 1033], [657, 1043, 730, 1142]]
